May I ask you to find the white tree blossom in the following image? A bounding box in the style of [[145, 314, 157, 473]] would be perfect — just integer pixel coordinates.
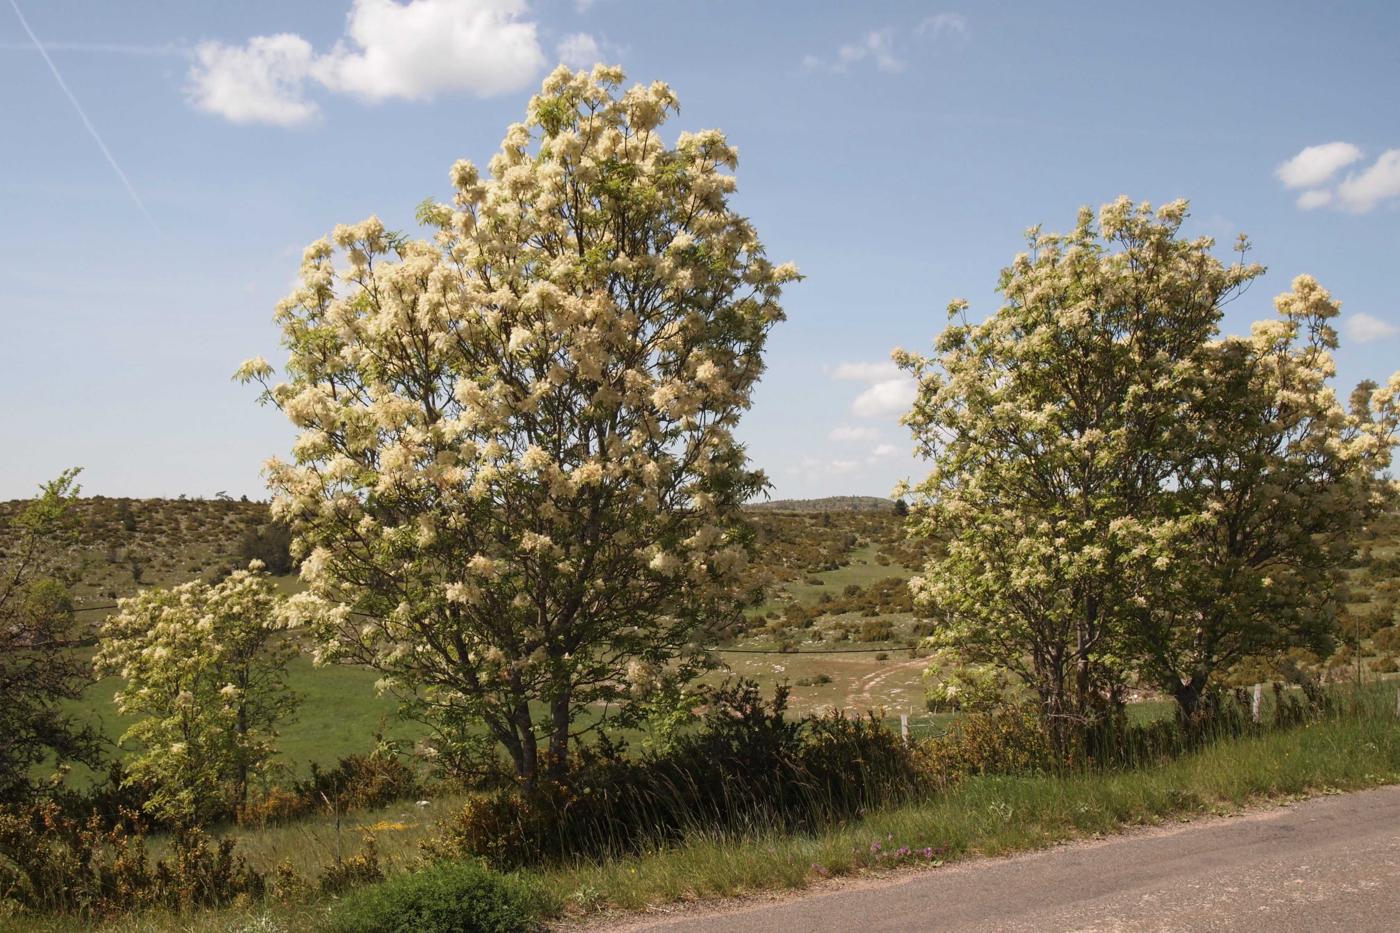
[[240, 66, 796, 786]]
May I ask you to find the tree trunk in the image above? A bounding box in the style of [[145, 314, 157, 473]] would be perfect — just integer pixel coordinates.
[[510, 697, 538, 792], [1173, 675, 1208, 725], [546, 688, 571, 782]]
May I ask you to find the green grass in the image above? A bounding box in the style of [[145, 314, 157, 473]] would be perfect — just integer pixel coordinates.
[[60, 651, 424, 786], [527, 691, 1400, 915], [27, 686, 1399, 932]]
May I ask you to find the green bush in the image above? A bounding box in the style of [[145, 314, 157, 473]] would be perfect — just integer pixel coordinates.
[[427, 681, 923, 869], [295, 750, 422, 815], [324, 860, 542, 933], [858, 618, 893, 642], [0, 800, 262, 918]]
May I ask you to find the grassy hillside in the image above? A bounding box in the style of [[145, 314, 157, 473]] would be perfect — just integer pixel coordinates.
[[9, 492, 1398, 784], [745, 495, 896, 513], [0, 495, 272, 609]]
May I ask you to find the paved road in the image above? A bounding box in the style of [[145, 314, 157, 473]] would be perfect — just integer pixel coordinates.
[[605, 785, 1400, 932]]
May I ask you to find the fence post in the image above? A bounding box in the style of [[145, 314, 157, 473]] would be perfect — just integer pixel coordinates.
[[1394, 686, 1399, 719], [900, 713, 910, 745], [1252, 684, 1262, 724]]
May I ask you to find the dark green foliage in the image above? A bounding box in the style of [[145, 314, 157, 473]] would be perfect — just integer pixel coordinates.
[[0, 470, 103, 802], [238, 521, 295, 575], [427, 681, 921, 869], [324, 860, 543, 933], [0, 799, 262, 918], [295, 749, 422, 814]]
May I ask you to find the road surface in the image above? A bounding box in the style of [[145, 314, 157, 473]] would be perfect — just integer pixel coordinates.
[[597, 785, 1400, 932]]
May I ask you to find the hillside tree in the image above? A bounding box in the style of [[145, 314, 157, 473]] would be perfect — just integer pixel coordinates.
[[95, 566, 295, 825], [0, 469, 102, 802], [238, 65, 796, 788]]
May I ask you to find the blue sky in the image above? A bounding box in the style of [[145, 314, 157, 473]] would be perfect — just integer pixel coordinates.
[[3, 0, 1398, 501]]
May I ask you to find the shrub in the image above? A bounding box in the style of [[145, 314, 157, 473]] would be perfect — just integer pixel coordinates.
[[1373, 626, 1400, 654], [427, 681, 923, 869], [921, 706, 1053, 785], [0, 800, 262, 918], [295, 750, 421, 816], [324, 860, 543, 933], [858, 618, 893, 642], [320, 834, 384, 895]]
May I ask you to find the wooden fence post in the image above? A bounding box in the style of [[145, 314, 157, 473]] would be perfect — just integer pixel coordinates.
[[900, 714, 910, 745], [1252, 684, 1263, 724]]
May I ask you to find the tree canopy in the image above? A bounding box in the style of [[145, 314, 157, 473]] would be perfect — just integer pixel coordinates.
[[900, 198, 1400, 753], [240, 65, 796, 786]]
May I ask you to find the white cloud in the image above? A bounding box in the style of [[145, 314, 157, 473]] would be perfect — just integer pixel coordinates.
[[1276, 143, 1400, 214], [869, 443, 898, 459], [315, 0, 545, 100], [188, 0, 546, 125], [1336, 149, 1400, 213], [852, 379, 916, 419], [836, 29, 903, 74], [831, 360, 902, 382], [829, 424, 880, 442], [1296, 188, 1333, 210], [1342, 312, 1400, 343], [805, 13, 964, 74], [832, 359, 915, 420], [917, 13, 968, 39], [797, 456, 861, 477], [1276, 142, 1362, 189], [556, 32, 601, 69], [188, 34, 319, 126]]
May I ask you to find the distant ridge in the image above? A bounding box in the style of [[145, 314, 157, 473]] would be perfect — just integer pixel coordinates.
[[744, 495, 894, 513]]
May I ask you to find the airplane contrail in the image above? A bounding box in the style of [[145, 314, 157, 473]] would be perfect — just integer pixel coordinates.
[[7, 0, 158, 230], [0, 40, 187, 55]]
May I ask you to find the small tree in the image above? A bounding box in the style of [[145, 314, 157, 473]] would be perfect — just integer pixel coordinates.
[[95, 566, 296, 825], [0, 469, 102, 802], [1131, 277, 1399, 716], [238, 520, 295, 575], [238, 65, 796, 788], [899, 199, 1262, 756]]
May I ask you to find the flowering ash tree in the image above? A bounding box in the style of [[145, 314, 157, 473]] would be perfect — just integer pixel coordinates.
[[899, 198, 1399, 751], [238, 66, 796, 787], [897, 199, 1264, 756], [1133, 275, 1400, 716], [95, 566, 294, 826]]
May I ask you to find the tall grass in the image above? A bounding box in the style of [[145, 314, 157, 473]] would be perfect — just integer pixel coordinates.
[[19, 683, 1400, 931], [530, 683, 1400, 914]]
